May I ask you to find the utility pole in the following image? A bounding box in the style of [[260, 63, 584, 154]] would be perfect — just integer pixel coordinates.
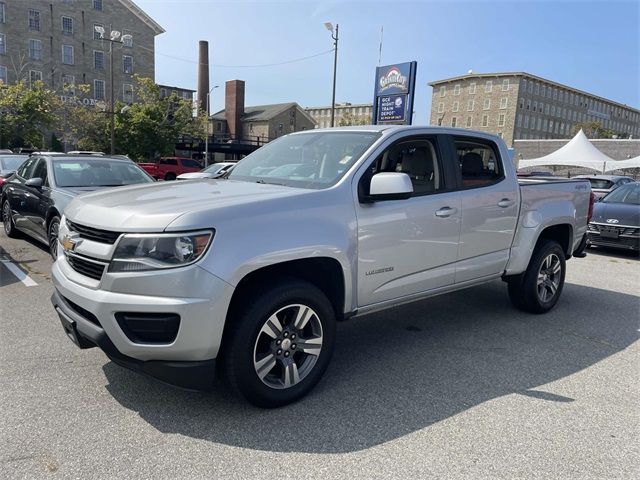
[[325, 23, 339, 127]]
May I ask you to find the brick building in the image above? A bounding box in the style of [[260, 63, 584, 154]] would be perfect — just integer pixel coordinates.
[[429, 72, 640, 147], [305, 103, 373, 128], [0, 0, 164, 104]]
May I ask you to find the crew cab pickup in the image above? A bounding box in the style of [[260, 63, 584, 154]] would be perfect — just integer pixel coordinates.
[[138, 156, 202, 180], [51, 126, 593, 407]]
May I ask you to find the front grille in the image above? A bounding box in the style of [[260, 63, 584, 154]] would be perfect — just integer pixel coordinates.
[[62, 295, 101, 327], [65, 253, 106, 281], [589, 223, 639, 237], [66, 220, 121, 244]]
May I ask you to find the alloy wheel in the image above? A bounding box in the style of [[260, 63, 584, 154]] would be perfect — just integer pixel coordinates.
[[253, 303, 323, 390], [48, 220, 60, 258], [537, 253, 562, 303], [3, 202, 11, 235]]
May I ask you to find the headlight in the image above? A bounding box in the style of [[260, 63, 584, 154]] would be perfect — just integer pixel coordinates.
[[109, 230, 213, 272]]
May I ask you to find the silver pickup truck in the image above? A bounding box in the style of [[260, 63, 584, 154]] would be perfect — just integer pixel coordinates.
[[51, 126, 593, 407]]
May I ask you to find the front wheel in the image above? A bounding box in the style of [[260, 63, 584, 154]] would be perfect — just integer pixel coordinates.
[[47, 215, 61, 260], [507, 239, 566, 314], [222, 279, 336, 408], [2, 200, 19, 238]]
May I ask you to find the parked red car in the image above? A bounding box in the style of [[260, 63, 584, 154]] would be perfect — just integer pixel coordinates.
[[138, 157, 202, 180]]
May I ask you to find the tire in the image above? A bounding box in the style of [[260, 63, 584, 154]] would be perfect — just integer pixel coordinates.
[[507, 239, 566, 314], [221, 279, 336, 408], [47, 215, 61, 260], [2, 200, 19, 238], [164, 172, 176, 181]]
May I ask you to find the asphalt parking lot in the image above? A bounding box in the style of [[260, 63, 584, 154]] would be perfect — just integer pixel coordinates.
[[1, 232, 638, 479]]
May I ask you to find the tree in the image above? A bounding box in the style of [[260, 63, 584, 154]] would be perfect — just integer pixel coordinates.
[[112, 76, 206, 160], [338, 111, 368, 127], [0, 80, 59, 149], [571, 121, 617, 139]]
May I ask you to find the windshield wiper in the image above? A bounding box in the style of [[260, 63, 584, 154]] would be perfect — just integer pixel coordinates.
[[256, 179, 288, 186]]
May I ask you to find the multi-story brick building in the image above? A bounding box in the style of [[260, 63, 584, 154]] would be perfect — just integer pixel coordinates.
[[0, 0, 164, 104], [429, 72, 640, 146], [305, 102, 373, 128]]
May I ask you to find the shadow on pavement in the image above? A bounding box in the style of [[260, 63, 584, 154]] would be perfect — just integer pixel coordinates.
[[102, 280, 639, 454], [586, 245, 639, 260]]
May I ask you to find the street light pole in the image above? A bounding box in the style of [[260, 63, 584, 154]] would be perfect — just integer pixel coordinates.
[[204, 85, 219, 168], [325, 22, 339, 127]]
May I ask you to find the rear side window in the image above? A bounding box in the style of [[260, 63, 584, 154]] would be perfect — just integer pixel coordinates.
[[588, 179, 613, 189], [454, 137, 503, 188]]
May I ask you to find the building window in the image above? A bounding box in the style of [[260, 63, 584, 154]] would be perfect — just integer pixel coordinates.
[[453, 84, 461, 95], [533, 101, 537, 112], [93, 0, 103, 11], [159, 88, 167, 98], [437, 102, 444, 113], [482, 115, 488, 127], [452, 101, 459, 112], [0, 2, 5, 23], [28, 39, 42, 60], [28, 9, 40, 30], [526, 99, 531, 110], [519, 98, 524, 109], [536, 117, 542, 130], [29, 70, 42, 86], [123, 83, 133, 103], [541, 85, 546, 97], [553, 89, 558, 100], [524, 115, 530, 128], [122, 29, 133, 47], [516, 113, 522, 127], [485, 80, 492, 93], [451, 117, 457, 127], [0, 33, 5, 55], [498, 114, 505, 127], [62, 75, 75, 95], [551, 105, 556, 116], [62, 45, 74, 65], [534, 83, 540, 96], [466, 116, 472, 127], [0, 65, 7, 84], [483, 98, 491, 110], [94, 79, 105, 100], [469, 82, 476, 94], [467, 99, 474, 111], [62, 16, 73, 36], [543, 119, 548, 132], [500, 98, 508, 109], [93, 23, 104, 40], [94, 50, 104, 70], [439, 86, 446, 97], [549, 120, 554, 132], [502, 79, 509, 91], [528, 82, 533, 94], [123, 55, 133, 74]]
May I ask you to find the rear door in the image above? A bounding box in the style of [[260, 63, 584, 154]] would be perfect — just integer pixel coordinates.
[[446, 135, 519, 283], [355, 133, 462, 307]]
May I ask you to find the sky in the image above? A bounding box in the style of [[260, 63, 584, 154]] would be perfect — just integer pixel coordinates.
[[136, 0, 640, 124]]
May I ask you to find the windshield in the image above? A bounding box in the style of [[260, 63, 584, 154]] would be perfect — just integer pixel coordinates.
[[228, 131, 380, 189], [53, 158, 155, 187], [601, 183, 640, 205], [587, 178, 614, 189], [0, 155, 28, 171]]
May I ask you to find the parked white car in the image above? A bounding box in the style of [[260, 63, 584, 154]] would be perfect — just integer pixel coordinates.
[[177, 162, 235, 180], [51, 126, 593, 407]]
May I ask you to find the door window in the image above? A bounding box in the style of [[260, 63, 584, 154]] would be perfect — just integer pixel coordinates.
[[181, 159, 201, 168], [17, 158, 37, 179], [361, 138, 444, 197], [454, 138, 503, 188]]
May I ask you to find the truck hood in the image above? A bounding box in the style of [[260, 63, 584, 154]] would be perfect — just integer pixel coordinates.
[[63, 179, 309, 231], [592, 202, 640, 227]]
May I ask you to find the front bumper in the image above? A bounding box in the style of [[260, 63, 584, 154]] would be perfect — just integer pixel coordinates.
[[52, 290, 216, 390], [587, 232, 640, 251]]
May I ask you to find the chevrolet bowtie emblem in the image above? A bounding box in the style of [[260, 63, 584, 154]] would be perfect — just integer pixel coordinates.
[[62, 234, 81, 252]]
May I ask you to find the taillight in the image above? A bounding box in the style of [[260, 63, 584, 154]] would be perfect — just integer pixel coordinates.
[[587, 192, 595, 223], [0, 177, 6, 187]]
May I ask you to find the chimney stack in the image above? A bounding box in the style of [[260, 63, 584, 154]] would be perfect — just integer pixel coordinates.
[[197, 40, 210, 113], [225, 80, 245, 139]]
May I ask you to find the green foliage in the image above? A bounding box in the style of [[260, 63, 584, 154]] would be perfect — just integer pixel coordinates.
[[0, 81, 59, 149], [338, 111, 369, 127], [571, 121, 618, 139]]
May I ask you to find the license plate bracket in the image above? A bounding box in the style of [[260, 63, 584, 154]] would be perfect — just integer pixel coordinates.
[[601, 228, 620, 239]]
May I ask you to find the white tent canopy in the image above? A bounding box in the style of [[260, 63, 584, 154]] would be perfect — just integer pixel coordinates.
[[605, 155, 640, 172], [517, 130, 614, 172]]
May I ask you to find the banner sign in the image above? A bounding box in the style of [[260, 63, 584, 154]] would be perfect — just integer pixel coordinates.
[[372, 61, 417, 125]]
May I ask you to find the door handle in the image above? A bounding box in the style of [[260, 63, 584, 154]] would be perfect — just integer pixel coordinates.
[[435, 207, 457, 218], [498, 198, 515, 208]]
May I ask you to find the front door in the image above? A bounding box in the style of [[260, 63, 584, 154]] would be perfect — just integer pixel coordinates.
[[355, 135, 461, 307]]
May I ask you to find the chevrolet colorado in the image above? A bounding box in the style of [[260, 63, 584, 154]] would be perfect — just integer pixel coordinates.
[[51, 126, 593, 407]]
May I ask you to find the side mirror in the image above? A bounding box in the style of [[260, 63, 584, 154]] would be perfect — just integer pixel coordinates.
[[367, 172, 413, 201], [25, 177, 43, 189]]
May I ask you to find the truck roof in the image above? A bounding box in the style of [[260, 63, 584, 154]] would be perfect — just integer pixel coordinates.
[[293, 125, 504, 142]]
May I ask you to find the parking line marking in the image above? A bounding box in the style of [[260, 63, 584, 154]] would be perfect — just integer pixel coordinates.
[[0, 260, 38, 287]]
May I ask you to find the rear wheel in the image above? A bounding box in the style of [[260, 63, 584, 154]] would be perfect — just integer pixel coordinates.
[[47, 215, 61, 259], [2, 200, 19, 238], [508, 239, 566, 314], [222, 279, 336, 408]]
